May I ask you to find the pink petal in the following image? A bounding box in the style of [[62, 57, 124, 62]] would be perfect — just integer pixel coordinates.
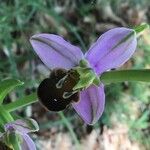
[[21, 134, 36, 150], [4, 119, 39, 134], [72, 84, 105, 125], [86, 28, 137, 74], [30, 34, 83, 70]]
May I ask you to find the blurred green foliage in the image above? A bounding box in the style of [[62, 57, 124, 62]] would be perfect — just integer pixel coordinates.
[[0, 0, 150, 149]]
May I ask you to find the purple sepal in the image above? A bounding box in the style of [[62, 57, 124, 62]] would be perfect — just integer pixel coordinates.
[[73, 84, 105, 125], [86, 28, 137, 74], [30, 34, 83, 70]]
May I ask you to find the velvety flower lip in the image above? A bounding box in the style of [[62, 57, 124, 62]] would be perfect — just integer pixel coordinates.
[[30, 27, 137, 125]]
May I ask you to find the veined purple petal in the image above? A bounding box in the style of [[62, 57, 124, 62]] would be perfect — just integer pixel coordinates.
[[21, 134, 36, 150], [86, 28, 137, 74], [4, 119, 39, 134], [72, 84, 105, 125], [30, 34, 83, 70]]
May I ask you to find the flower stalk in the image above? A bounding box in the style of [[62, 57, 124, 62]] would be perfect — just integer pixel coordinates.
[[3, 69, 150, 113], [100, 69, 150, 84], [1, 25, 149, 125], [0, 106, 14, 132]]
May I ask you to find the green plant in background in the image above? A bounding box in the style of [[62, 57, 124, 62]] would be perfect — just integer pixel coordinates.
[[0, 79, 39, 149], [0, 0, 150, 149]]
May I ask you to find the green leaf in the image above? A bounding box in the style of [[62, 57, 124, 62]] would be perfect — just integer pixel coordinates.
[[0, 79, 24, 104], [0, 106, 14, 123], [135, 111, 149, 129], [2, 131, 22, 150]]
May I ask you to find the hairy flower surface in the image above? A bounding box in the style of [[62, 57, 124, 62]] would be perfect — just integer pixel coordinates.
[[30, 27, 137, 125]]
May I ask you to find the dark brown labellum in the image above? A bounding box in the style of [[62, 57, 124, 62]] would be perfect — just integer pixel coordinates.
[[37, 68, 80, 111]]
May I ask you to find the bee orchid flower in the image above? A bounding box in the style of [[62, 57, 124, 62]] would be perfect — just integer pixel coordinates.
[[30, 27, 137, 125], [0, 118, 39, 150]]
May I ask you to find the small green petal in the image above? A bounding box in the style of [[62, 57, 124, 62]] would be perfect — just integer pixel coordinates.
[[134, 23, 149, 34], [73, 65, 100, 90]]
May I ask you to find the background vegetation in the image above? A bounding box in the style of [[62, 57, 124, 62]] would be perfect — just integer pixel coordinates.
[[0, 0, 150, 149]]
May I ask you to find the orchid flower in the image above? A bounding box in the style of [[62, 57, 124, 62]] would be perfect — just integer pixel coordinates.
[[0, 118, 39, 150], [30, 27, 137, 125]]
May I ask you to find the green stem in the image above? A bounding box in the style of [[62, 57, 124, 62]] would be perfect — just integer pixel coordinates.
[[0, 117, 5, 132], [3, 69, 150, 113], [0, 106, 14, 122], [100, 69, 150, 84], [0, 106, 14, 132], [3, 93, 38, 112], [58, 112, 80, 149], [9, 132, 21, 150]]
